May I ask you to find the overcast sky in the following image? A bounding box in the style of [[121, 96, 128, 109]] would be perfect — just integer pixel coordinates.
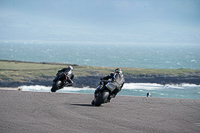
[[0, 0, 200, 44]]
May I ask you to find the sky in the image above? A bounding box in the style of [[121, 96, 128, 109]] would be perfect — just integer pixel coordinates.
[[0, 0, 200, 44]]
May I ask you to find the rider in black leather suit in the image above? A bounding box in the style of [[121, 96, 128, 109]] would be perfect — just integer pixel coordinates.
[[94, 68, 125, 100], [55, 66, 74, 86]]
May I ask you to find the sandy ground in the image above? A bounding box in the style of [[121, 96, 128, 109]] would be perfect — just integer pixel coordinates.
[[0, 88, 200, 133], [0, 87, 20, 90]]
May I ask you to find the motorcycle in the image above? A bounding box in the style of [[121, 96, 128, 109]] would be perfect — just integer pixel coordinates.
[[51, 72, 67, 92], [92, 80, 117, 106]]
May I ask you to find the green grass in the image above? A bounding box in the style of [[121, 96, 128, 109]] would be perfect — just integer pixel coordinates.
[[0, 60, 200, 82]]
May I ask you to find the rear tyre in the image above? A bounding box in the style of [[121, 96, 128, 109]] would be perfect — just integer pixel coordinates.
[[95, 90, 110, 106], [51, 80, 62, 92]]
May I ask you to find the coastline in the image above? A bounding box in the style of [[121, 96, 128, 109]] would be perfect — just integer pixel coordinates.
[[0, 59, 200, 88], [0, 74, 200, 88]]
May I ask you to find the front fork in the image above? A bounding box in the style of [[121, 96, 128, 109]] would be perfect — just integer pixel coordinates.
[[94, 85, 101, 98]]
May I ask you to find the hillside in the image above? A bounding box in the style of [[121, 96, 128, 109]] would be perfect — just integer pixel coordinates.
[[0, 59, 200, 87]]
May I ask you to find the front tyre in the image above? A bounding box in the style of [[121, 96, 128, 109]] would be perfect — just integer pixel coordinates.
[[95, 90, 110, 106], [51, 80, 62, 92]]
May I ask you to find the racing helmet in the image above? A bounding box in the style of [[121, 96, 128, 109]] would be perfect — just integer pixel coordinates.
[[67, 66, 73, 71], [114, 68, 122, 73]]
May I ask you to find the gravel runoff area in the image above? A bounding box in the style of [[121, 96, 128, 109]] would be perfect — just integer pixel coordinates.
[[0, 88, 200, 133]]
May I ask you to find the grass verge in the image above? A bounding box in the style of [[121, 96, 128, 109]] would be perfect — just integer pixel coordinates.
[[0, 59, 200, 82]]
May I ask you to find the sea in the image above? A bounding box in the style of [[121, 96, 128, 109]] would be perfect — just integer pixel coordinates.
[[0, 41, 200, 99]]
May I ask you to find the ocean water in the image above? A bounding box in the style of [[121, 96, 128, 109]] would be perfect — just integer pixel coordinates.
[[1, 42, 200, 99], [0, 42, 200, 69]]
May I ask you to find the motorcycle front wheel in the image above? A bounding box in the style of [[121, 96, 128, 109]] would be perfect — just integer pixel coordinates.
[[51, 80, 62, 92], [95, 90, 110, 106]]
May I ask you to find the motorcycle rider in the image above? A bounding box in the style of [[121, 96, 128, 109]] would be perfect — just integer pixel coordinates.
[[92, 68, 125, 104], [54, 66, 74, 86]]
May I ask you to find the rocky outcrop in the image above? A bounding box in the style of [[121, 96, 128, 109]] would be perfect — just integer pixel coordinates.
[[124, 74, 200, 85], [0, 74, 199, 88]]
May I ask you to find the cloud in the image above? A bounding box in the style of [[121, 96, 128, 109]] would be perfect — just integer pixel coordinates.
[[0, 0, 199, 43]]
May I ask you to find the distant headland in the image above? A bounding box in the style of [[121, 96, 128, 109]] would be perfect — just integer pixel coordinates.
[[0, 59, 200, 88]]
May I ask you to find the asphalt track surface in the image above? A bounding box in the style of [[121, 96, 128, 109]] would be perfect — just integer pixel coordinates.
[[0, 90, 200, 133]]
